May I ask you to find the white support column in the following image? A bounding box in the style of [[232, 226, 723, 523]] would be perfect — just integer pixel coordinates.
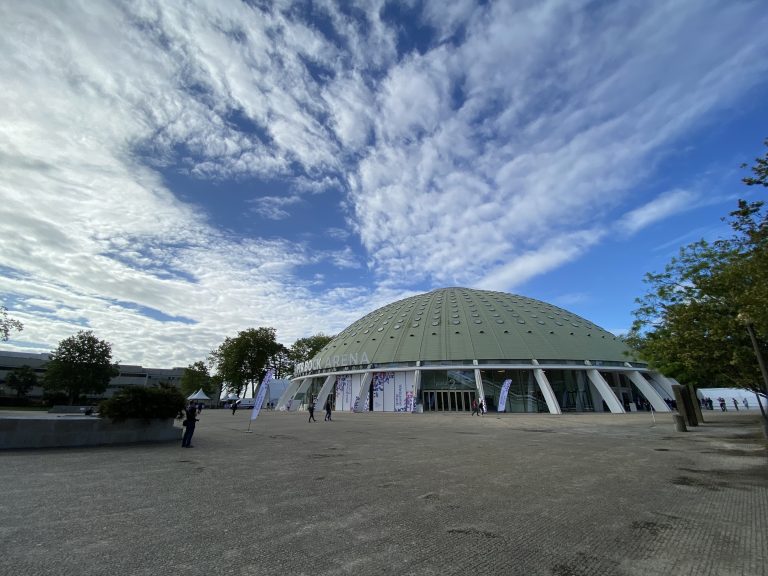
[[353, 372, 373, 412], [474, 368, 485, 406], [314, 375, 337, 412], [531, 361, 561, 414], [630, 371, 671, 412], [285, 378, 311, 411], [276, 379, 302, 410], [412, 370, 421, 412], [624, 365, 670, 412], [587, 369, 625, 413], [647, 372, 675, 398]]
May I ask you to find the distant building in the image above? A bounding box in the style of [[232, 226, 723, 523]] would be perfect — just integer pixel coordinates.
[[281, 287, 677, 415], [0, 350, 184, 401]]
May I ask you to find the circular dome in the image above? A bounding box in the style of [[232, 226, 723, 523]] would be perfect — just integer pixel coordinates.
[[299, 288, 635, 373]]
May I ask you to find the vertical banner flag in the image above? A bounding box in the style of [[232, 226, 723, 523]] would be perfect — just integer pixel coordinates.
[[497, 379, 512, 412], [250, 369, 274, 422]]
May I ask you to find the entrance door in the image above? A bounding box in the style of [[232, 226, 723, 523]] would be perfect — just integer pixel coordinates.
[[422, 390, 473, 412]]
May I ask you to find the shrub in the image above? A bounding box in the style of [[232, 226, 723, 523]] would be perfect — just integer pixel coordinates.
[[99, 385, 185, 422]]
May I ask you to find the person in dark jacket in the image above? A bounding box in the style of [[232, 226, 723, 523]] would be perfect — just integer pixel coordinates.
[[308, 401, 316, 422], [324, 398, 333, 421], [182, 401, 198, 448]]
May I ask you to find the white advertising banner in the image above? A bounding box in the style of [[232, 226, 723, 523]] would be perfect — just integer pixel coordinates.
[[335, 374, 353, 411], [372, 372, 392, 412], [250, 369, 274, 421], [497, 378, 512, 412]]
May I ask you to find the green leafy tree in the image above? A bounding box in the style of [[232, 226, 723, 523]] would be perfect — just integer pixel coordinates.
[[289, 333, 334, 365], [6, 365, 38, 397], [1, 306, 23, 341], [179, 361, 215, 398], [43, 330, 119, 404], [628, 140, 768, 435], [210, 327, 282, 397], [267, 343, 292, 379]]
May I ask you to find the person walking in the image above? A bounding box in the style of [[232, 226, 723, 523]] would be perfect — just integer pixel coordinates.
[[324, 398, 333, 421], [471, 398, 479, 416], [231, 401, 238, 415], [718, 397, 727, 411], [478, 399, 485, 416], [181, 401, 198, 448], [308, 401, 316, 422]]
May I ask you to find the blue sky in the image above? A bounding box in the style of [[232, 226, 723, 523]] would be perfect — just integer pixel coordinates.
[[1, 0, 767, 367]]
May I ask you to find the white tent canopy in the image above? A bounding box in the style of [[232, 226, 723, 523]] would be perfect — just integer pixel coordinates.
[[187, 389, 211, 400]]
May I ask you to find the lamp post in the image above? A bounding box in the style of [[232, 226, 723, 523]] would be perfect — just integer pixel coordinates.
[[737, 313, 768, 438]]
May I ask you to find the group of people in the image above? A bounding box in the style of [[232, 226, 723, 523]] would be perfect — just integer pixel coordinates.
[[471, 398, 485, 416], [696, 396, 749, 411], [307, 397, 333, 422], [713, 397, 748, 411]]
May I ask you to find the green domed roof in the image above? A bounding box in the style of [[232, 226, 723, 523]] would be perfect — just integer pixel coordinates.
[[304, 288, 635, 373]]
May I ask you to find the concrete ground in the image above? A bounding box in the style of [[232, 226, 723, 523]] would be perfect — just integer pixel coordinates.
[[0, 409, 766, 576]]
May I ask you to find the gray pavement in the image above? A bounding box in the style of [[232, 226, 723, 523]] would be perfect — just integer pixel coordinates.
[[0, 409, 766, 576]]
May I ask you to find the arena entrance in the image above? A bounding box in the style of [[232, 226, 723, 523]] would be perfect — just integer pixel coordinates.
[[422, 390, 474, 412]]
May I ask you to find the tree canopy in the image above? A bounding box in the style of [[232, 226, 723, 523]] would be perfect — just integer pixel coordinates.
[[179, 360, 215, 398], [627, 139, 768, 418], [1, 306, 23, 341], [210, 327, 282, 397], [6, 365, 38, 397], [289, 333, 334, 366], [43, 330, 119, 404]]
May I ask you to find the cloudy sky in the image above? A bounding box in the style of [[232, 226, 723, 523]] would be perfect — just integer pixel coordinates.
[[1, 0, 767, 368]]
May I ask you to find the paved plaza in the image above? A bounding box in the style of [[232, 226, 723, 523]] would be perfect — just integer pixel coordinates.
[[1, 409, 766, 576]]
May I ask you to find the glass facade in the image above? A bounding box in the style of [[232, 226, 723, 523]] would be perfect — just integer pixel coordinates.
[[479, 369, 547, 413], [545, 369, 595, 412], [420, 369, 476, 412]]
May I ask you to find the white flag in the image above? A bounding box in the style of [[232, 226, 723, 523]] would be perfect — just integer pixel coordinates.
[[250, 369, 274, 421], [497, 379, 512, 412]]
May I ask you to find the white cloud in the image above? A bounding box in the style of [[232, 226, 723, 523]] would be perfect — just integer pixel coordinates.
[[1, 0, 767, 367], [249, 195, 302, 220], [616, 189, 699, 236]]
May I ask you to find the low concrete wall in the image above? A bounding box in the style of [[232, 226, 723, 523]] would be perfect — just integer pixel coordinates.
[[0, 416, 181, 449]]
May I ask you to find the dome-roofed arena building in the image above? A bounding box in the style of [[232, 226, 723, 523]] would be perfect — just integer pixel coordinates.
[[278, 288, 675, 415]]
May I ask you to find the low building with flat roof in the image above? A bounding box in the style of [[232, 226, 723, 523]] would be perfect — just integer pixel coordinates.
[[0, 350, 184, 401]]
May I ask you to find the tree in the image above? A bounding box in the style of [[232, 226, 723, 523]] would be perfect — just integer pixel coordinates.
[[1, 306, 23, 341], [6, 365, 38, 397], [289, 333, 334, 365], [43, 330, 119, 404], [210, 327, 282, 397], [628, 139, 768, 436], [179, 361, 215, 398], [267, 343, 292, 379]]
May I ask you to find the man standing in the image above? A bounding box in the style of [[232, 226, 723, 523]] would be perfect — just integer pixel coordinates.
[[308, 401, 316, 423], [324, 397, 333, 421], [182, 401, 198, 448]]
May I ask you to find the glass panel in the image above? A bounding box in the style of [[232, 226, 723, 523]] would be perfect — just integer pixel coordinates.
[[546, 370, 595, 412], [479, 369, 548, 413], [421, 370, 476, 390]]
